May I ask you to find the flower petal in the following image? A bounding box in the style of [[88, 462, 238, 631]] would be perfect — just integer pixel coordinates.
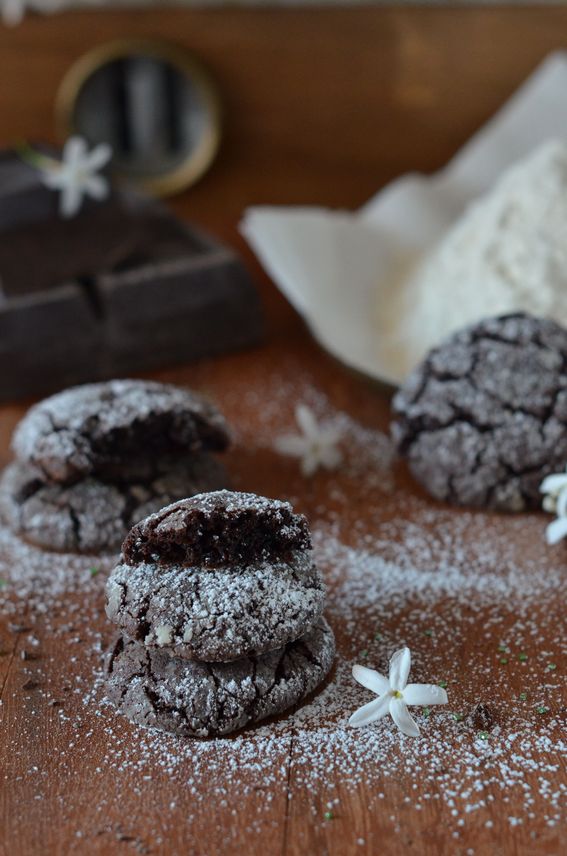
[[540, 472, 567, 495], [542, 495, 557, 514], [2, 0, 24, 26], [389, 647, 411, 691], [556, 489, 567, 519], [352, 664, 390, 695], [403, 683, 448, 706], [295, 404, 319, 439], [320, 443, 343, 471], [40, 168, 64, 190], [85, 142, 112, 171], [389, 698, 420, 737], [349, 693, 390, 728], [320, 424, 342, 444], [60, 182, 83, 219], [273, 435, 307, 458], [300, 451, 319, 477], [84, 174, 109, 201], [63, 136, 87, 166], [545, 516, 567, 545]]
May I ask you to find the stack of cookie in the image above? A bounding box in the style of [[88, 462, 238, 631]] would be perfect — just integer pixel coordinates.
[[104, 490, 335, 737], [0, 379, 230, 553]]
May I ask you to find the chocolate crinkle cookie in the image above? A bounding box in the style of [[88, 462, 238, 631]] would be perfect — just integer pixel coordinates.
[[0, 380, 231, 553], [106, 490, 326, 662], [0, 454, 227, 555], [122, 489, 311, 568], [12, 378, 229, 484], [104, 490, 334, 737], [391, 312, 567, 511], [105, 617, 335, 738]]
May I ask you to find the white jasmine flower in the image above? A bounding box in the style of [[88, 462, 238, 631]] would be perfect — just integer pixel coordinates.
[[544, 516, 567, 545], [1, 0, 25, 25], [2, 0, 62, 27], [349, 647, 448, 737], [40, 136, 112, 219], [540, 468, 567, 544], [274, 404, 342, 477]]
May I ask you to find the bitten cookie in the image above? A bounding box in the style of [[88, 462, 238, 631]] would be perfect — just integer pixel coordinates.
[[0, 453, 227, 554], [12, 379, 230, 484], [106, 491, 326, 661], [0, 379, 231, 553], [104, 617, 335, 738], [391, 313, 567, 511]]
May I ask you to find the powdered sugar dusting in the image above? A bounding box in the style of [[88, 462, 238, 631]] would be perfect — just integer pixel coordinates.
[[12, 378, 229, 482], [106, 549, 325, 663], [0, 370, 564, 847]]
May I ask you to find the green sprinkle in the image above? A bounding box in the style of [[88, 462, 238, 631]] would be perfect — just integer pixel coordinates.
[[478, 731, 489, 741], [0, 579, 6, 589], [424, 629, 433, 637], [438, 680, 448, 689], [323, 811, 334, 821], [500, 657, 508, 664], [498, 644, 508, 653], [547, 663, 557, 671], [422, 707, 431, 718], [518, 653, 528, 662], [537, 706, 549, 715], [360, 649, 368, 658], [89, 567, 100, 577], [452, 713, 464, 722], [519, 692, 528, 701], [374, 632, 382, 641]]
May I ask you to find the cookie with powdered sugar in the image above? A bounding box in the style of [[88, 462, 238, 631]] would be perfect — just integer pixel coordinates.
[[104, 617, 335, 738], [392, 312, 567, 511], [106, 491, 326, 661], [12, 379, 230, 484], [0, 453, 228, 554]]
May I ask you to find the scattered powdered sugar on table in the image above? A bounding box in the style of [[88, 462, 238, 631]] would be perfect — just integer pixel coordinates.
[[3, 506, 562, 837], [221, 370, 398, 495], [80, 512, 564, 833], [0, 373, 565, 845], [0, 524, 114, 614]]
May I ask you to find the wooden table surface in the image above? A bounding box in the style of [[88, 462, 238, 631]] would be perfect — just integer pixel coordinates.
[[0, 7, 566, 856]]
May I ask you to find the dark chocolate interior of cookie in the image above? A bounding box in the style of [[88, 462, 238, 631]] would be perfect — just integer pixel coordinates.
[[123, 490, 311, 568], [78, 409, 229, 481], [15, 380, 231, 484]]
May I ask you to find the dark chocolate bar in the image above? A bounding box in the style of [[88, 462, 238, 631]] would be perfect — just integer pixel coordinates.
[[0, 150, 263, 402]]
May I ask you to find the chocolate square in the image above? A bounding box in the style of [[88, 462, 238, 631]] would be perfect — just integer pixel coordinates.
[[0, 150, 263, 402]]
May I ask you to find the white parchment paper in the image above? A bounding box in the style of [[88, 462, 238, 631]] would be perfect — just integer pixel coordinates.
[[241, 52, 567, 386]]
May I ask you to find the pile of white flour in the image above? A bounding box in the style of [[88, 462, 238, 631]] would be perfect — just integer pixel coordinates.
[[397, 139, 567, 370]]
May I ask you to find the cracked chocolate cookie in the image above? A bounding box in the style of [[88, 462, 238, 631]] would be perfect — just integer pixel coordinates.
[[1, 379, 231, 553], [392, 313, 567, 511], [12, 379, 230, 484], [106, 491, 326, 661], [122, 489, 311, 568], [0, 454, 227, 554], [104, 616, 335, 737]]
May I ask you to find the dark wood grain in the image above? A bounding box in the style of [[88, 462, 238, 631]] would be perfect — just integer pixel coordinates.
[[0, 8, 566, 856]]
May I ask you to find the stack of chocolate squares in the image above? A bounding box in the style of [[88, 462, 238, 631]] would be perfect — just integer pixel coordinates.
[[104, 490, 335, 737]]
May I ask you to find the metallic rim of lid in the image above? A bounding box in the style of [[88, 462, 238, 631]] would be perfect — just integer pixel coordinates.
[[55, 38, 222, 198]]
